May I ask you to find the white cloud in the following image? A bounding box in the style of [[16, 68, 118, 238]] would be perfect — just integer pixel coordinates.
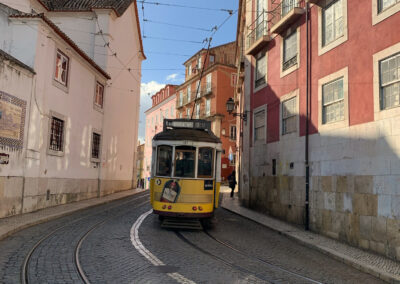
[[138, 81, 165, 142], [166, 73, 178, 81]]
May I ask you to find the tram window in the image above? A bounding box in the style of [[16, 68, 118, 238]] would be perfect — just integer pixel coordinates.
[[174, 146, 196, 178], [156, 145, 172, 177], [198, 147, 214, 178]]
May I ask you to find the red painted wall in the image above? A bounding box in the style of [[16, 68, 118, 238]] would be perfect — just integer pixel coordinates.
[[249, 1, 400, 143]]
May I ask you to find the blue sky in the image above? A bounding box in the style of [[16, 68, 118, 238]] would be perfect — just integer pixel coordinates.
[[138, 0, 238, 142]]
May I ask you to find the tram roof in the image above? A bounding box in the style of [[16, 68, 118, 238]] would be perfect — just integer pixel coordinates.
[[153, 128, 221, 144]]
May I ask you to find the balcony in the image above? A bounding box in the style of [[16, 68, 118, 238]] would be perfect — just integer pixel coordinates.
[[201, 83, 214, 97], [270, 0, 305, 35], [246, 12, 271, 56], [176, 96, 188, 108]]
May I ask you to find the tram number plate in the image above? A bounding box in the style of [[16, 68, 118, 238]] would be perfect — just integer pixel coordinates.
[[204, 180, 214, 190]]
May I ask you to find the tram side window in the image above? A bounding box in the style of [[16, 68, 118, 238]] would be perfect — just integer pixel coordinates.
[[174, 146, 196, 178], [198, 147, 214, 178], [157, 145, 172, 177]]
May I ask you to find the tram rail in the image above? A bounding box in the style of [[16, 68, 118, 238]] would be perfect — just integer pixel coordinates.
[[21, 193, 149, 284], [175, 230, 324, 284]]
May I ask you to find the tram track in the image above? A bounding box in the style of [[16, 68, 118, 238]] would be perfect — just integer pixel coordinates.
[[21, 192, 150, 284], [175, 230, 324, 284]]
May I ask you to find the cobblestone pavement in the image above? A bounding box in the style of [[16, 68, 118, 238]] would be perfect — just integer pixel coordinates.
[[0, 192, 386, 283]]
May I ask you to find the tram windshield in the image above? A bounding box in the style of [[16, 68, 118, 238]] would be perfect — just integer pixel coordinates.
[[198, 147, 214, 178], [156, 145, 172, 176], [174, 146, 196, 178]]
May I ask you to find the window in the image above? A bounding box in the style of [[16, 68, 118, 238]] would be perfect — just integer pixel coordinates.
[[230, 125, 237, 140], [282, 97, 297, 134], [379, 0, 399, 12], [54, 50, 69, 86], [256, 0, 265, 39], [94, 82, 104, 108], [179, 112, 182, 118], [91, 132, 101, 160], [322, 77, 344, 124], [283, 31, 297, 71], [379, 53, 400, 110], [166, 109, 169, 119], [282, 0, 296, 17], [187, 86, 191, 101], [196, 80, 201, 97], [229, 153, 236, 166], [195, 103, 200, 119], [186, 108, 190, 118], [156, 145, 172, 177], [206, 99, 211, 116], [188, 65, 192, 76], [255, 52, 266, 88], [170, 106, 174, 118], [49, 116, 64, 152], [179, 91, 183, 106], [322, 0, 344, 47], [198, 147, 214, 178], [206, 73, 212, 93], [198, 56, 202, 70], [209, 55, 215, 63], [254, 109, 265, 143], [174, 146, 195, 178]]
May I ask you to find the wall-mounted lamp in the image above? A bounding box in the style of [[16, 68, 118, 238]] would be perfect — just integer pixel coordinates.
[[226, 98, 247, 122]]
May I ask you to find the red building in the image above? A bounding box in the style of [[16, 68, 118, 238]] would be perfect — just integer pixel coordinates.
[[236, 0, 400, 260], [176, 42, 237, 181]]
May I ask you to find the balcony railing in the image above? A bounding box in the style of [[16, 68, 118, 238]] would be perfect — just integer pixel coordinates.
[[246, 11, 270, 56], [270, 0, 305, 35]]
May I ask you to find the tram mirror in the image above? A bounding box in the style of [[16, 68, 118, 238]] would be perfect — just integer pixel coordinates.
[[156, 145, 172, 177], [174, 146, 195, 178]]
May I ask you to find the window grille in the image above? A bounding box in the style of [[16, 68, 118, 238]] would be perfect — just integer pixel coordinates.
[[92, 133, 101, 159], [254, 110, 265, 142], [322, 77, 344, 124], [54, 50, 69, 86], [380, 53, 400, 110], [255, 53, 266, 88], [282, 97, 297, 134], [322, 0, 344, 46], [49, 117, 64, 152], [283, 31, 297, 71]]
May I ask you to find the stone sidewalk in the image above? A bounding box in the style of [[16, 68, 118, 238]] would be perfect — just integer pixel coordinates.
[[220, 189, 400, 284], [0, 188, 147, 241]]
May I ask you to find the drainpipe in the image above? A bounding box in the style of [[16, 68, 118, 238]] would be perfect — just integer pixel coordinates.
[[305, 1, 310, 231]]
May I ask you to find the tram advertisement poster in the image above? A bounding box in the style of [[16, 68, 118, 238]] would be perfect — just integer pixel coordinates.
[[160, 180, 181, 203]]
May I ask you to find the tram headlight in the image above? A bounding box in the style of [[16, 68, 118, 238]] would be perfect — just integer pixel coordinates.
[[192, 206, 197, 211]]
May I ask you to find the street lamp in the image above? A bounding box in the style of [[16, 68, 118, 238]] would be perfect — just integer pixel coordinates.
[[226, 98, 247, 122]]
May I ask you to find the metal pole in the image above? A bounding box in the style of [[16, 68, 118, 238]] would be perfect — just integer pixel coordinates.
[[305, 1, 310, 231]]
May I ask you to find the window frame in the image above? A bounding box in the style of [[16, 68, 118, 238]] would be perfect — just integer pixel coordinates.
[[318, 0, 348, 56], [173, 146, 196, 178], [280, 90, 299, 136], [197, 147, 215, 178], [91, 130, 102, 162], [254, 51, 267, 92], [47, 111, 66, 157], [318, 67, 349, 131], [230, 125, 237, 141], [373, 42, 400, 120], [53, 49, 70, 91], [205, 98, 211, 116], [94, 81, 105, 111], [280, 27, 300, 78], [156, 145, 173, 177], [253, 105, 267, 145], [373, 0, 400, 25]]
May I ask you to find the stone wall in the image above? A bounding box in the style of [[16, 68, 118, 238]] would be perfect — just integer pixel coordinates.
[[243, 116, 400, 261]]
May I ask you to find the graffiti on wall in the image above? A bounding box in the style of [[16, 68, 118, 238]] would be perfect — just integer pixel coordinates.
[[0, 91, 26, 150]]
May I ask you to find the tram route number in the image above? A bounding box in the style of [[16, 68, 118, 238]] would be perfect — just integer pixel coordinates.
[[204, 180, 214, 190]]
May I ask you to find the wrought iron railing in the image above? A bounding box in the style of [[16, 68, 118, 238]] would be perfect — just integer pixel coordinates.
[[247, 11, 267, 49]]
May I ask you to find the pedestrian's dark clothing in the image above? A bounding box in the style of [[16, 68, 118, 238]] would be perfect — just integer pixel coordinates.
[[227, 171, 237, 198]]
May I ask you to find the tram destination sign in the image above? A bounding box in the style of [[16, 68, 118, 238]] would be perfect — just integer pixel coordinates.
[[164, 119, 211, 131], [204, 180, 214, 190]]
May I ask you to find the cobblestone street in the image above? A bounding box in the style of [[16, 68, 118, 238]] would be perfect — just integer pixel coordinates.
[[0, 191, 387, 283]]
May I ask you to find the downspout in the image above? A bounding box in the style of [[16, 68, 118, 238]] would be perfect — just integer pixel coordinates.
[[305, 1, 310, 231]]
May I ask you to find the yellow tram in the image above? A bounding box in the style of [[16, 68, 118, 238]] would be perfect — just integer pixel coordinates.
[[150, 119, 222, 222]]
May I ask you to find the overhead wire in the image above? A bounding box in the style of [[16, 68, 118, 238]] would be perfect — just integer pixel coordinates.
[[137, 0, 234, 13]]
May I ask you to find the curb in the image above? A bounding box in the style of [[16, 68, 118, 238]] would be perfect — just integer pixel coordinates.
[[0, 188, 147, 242], [220, 194, 400, 284]]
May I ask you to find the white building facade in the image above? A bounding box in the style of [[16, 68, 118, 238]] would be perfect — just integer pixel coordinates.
[[0, 0, 145, 218]]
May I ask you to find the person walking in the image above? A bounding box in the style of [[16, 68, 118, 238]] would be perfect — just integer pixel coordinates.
[[228, 170, 237, 198]]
